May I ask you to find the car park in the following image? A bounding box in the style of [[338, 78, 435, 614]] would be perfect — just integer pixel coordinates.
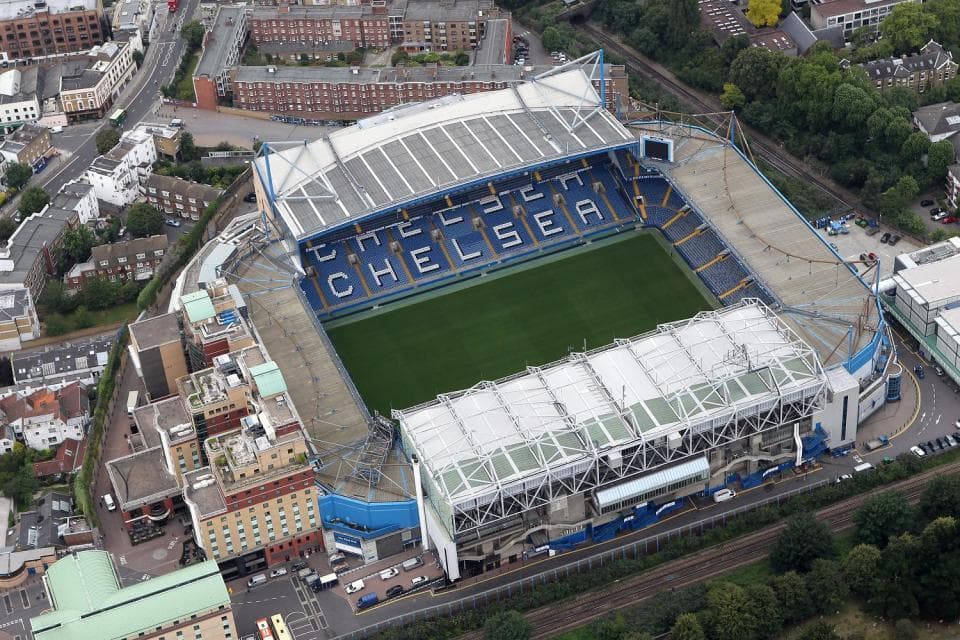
[[379, 567, 399, 580], [386, 585, 406, 598], [921, 199, 935, 207], [410, 575, 430, 586], [911, 445, 926, 457], [937, 438, 945, 450], [270, 568, 287, 578]]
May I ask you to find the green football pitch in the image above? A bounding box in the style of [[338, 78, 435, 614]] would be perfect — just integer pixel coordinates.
[[326, 233, 713, 416]]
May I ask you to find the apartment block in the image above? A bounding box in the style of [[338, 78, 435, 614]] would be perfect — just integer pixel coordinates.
[[399, 0, 503, 52], [180, 283, 253, 371], [0, 67, 41, 133], [12, 333, 112, 387], [193, 5, 247, 110], [129, 312, 189, 401], [0, 0, 105, 60], [948, 165, 960, 211], [57, 40, 136, 122], [142, 173, 221, 221], [248, 5, 391, 50], [64, 234, 167, 291], [0, 288, 39, 351], [85, 127, 157, 206], [856, 40, 958, 95], [810, 0, 919, 40], [112, 0, 157, 45], [232, 62, 630, 119], [0, 122, 50, 167]]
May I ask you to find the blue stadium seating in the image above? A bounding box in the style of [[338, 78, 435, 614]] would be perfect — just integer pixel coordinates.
[[662, 212, 703, 243], [299, 277, 326, 311], [477, 194, 534, 256], [347, 229, 410, 293], [635, 178, 671, 210], [676, 231, 726, 269], [303, 241, 368, 306], [554, 171, 613, 232], [392, 217, 452, 279], [700, 258, 749, 296], [436, 208, 495, 268]]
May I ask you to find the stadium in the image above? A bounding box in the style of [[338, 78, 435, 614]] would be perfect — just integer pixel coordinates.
[[203, 52, 898, 580]]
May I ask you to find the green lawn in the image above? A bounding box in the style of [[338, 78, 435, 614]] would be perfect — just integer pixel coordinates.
[[327, 234, 711, 415]]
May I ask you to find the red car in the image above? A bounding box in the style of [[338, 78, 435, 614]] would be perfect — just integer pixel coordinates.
[[943, 217, 959, 224]]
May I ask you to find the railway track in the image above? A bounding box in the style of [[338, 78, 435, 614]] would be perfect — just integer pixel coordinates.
[[578, 23, 868, 216], [458, 461, 958, 640]]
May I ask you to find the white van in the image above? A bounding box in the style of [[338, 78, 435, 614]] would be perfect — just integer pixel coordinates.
[[102, 493, 116, 511], [853, 462, 874, 473], [401, 557, 423, 572], [170, 118, 184, 128], [712, 488, 736, 503], [51, 125, 63, 134], [345, 579, 365, 594], [247, 573, 267, 588]]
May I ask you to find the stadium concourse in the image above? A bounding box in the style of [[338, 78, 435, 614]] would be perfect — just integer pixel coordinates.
[[178, 53, 903, 581]]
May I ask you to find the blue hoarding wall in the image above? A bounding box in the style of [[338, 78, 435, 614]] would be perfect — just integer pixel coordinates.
[[319, 494, 419, 537]]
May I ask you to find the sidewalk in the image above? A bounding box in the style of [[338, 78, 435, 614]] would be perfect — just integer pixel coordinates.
[[856, 367, 919, 449]]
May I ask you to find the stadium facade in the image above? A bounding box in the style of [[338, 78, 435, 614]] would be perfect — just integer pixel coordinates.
[[246, 53, 896, 580]]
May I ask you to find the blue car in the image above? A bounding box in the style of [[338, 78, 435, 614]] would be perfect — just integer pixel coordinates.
[[914, 364, 925, 379]]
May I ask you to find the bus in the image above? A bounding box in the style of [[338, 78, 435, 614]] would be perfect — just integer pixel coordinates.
[[255, 618, 273, 640], [270, 615, 290, 640], [108, 108, 127, 127]]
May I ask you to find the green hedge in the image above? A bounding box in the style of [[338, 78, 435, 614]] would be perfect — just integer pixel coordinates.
[[72, 327, 129, 526]]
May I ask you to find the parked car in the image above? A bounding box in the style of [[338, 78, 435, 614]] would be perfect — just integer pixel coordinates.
[[880, 232, 891, 243], [385, 585, 406, 598], [935, 366, 945, 377], [410, 575, 430, 586], [911, 445, 926, 458], [345, 579, 365, 594], [290, 560, 308, 571], [927, 440, 936, 452], [890, 235, 902, 245], [943, 217, 959, 225], [914, 364, 925, 379], [933, 211, 948, 221], [930, 207, 944, 215], [270, 568, 287, 578], [937, 437, 945, 450], [243, 192, 257, 202], [921, 199, 935, 207], [165, 218, 181, 227], [835, 473, 853, 483], [379, 567, 399, 580], [945, 434, 957, 447]]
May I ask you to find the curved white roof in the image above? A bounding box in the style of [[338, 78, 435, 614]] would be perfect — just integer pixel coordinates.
[[254, 67, 633, 242]]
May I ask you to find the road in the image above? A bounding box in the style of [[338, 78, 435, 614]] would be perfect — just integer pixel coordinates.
[[35, 0, 201, 198]]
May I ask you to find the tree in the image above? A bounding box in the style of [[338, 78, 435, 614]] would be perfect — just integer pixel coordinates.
[[3, 162, 32, 190], [728, 47, 785, 103], [912, 517, 960, 620], [720, 83, 746, 110], [37, 280, 76, 315], [770, 513, 833, 573], [96, 128, 120, 154], [927, 140, 955, 185], [483, 610, 530, 640], [854, 491, 914, 547], [454, 51, 469, 66], [873, 533, 921, 619], [880, 175, 919, 218], [61, 225, 96, 265], [831, 83, 875, 129], [540, 26, 565, 52], [919, 475, 960, 523], [879, 3, 939, 55], [81, 277, 119, 310], [744, 583, 782, 639], [666, 0, 700, 49], [841, 543, 882, 598], [132, 49, 144, 67], [669, 613, 706, 640], [701, 582, 762, 640], [720, 34, 750, 66], [796, 621, 839, 640], [746, 0, 780, 26], [805, 558, 848, 614], [181, 20, 206, 50], [899, 131, 931, 164], [179, 132, 200, 162], [19, 186, 49, 215], [126, 203, 164, 238], [0, 217, 16, 243]]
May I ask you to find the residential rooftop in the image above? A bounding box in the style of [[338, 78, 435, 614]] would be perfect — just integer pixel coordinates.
[[183, 466, 226, 520], [194, 5, 244, 78], [235, 62, 562, 85], [133, 396, 194, 449], [0, 288, 31, 321], [12, 333, 112, 384], [0, 0, 96, 21]]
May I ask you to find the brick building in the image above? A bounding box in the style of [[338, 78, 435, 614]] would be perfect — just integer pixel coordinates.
[[0, 122, 51, 168], [57, 40, 136, 122], [856, 41, 958, 95], [0, 0, 105, 60], [64, 234, 167, 291], [248, 5, 391, 50], [142, 173, 221, 221], [0, 381, 89, 451], [192, 5, 247, 111], [231, 63, 630, 119], [180, 283, 254, 371]]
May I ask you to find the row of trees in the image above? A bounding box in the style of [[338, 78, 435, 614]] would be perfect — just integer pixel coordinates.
[[154, 158, 246, 190]]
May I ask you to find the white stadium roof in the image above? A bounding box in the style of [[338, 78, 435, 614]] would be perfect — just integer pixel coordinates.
[[254, 65, 632, 242], [396, 301, 826, 507]]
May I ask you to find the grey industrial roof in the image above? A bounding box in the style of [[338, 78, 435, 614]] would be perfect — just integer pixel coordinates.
[[12, 334, 113, 384], [256, 67, 632, 241], [134, 396, 193, 448], [780, 12, 817, 54], [0, 212, 65, 288], [106, 446, 180, 510], [237, 62, 558, 85], [194, 6, 245, 78], [402, 0, 493, 22]]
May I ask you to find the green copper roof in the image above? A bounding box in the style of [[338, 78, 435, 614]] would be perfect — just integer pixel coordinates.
[[249, 361, 287, 398], [31, 555, 230, 640], [181, 289, 216, 324]]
